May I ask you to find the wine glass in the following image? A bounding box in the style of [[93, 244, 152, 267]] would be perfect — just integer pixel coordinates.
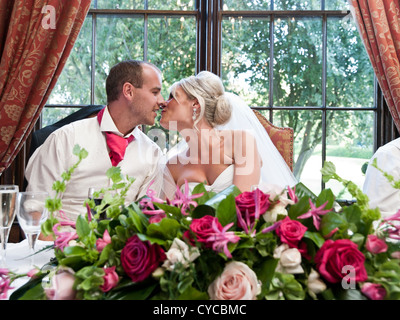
[[88, 187, 108, 220], [17, 191, 49, 266], [0, 185, 19, 267]]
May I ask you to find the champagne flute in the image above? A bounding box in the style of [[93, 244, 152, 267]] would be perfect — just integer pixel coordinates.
[[0, 185, 19, 267], [17, 191, 49, 266]]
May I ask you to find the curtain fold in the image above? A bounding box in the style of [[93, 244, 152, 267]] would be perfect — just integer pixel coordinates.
[[0, 0, 91, 174], [350, 0, 400, 132]]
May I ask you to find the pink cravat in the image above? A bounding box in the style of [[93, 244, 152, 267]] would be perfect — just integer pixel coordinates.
[[97, 108, 134, 166]]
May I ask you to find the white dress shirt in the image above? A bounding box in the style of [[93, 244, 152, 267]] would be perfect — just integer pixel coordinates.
[[25, 107, 163, 220], [363, 138, 400, 218]]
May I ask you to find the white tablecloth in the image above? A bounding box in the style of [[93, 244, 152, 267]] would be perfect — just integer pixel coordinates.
[[5, 240, 54, 299]]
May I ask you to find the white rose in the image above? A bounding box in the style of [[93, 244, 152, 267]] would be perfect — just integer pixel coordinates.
[[263, 203, 288, 223], [307, 269, 326, 299], [162, 238, 200, 271], [273, 244, 304, 274]]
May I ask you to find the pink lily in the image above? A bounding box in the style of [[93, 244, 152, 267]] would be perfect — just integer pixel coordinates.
[[287, 185, 298, 203], [86, 202, 92, 222], [139, 180, 164, 209], [379, 209, 400, 240], [0, 269, 13, 299], [297, 199, 330, 230], [262, 220, 283, 234], [171, 180, 203, 215], [53, 220, 79, 251], [206, 220, 240, 259], [96, 229, 112, 252], [139, 180, 165, 216]]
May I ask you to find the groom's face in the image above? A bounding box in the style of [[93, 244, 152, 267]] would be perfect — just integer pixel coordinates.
[[129, 65, 164, 126]]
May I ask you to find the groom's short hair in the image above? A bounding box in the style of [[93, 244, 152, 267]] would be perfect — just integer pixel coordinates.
[[106, 60, 160, 103]]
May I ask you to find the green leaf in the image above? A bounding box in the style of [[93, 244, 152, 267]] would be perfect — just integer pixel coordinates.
[[107, 281, 158, 300], [178, 286, 208, 300], [146, 218, 181, 240], [204, 185, 241, 209], [9, 275, 46, 300], [320, 211, 347, 238], [288, 196, 310, 220], [215, 194, 237, 227], [316, 188, 335, 210], [293, 182, 317, 200], [63, 245, 87, 257], [304, 231, 325, 248], [76, 215, 90, 238], [256, 258, 279, 295], [192, 204, 215, 219]]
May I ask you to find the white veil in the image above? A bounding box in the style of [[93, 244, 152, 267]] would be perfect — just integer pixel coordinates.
[[159, 92, 297, 200], [217, 92, 297, 188]]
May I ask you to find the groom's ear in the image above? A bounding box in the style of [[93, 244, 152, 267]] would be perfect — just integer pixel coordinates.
[[122, 82, 135, 100]]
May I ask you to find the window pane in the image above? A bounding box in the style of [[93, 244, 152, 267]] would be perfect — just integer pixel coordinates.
[[95, 0, 144, 9], [222, 0, 271, 11], [41, 108, 80, 127], [325, 110, 374, 199], [95, 16, 144, 104], [47, 18, 92, 105], [274, 0, 320, 10], [273, 17, 322, 107], [327, 16, 374, 107], [326, 0, 350, 10], [147, 16, 196, 97], [221, 17, 270, 106], [272, 109, 323, 195], [148, 0, 195, 10]]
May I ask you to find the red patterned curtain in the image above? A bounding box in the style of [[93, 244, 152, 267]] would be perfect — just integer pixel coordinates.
[[350, 0, 400, 132], [0, 0, 91, 174]]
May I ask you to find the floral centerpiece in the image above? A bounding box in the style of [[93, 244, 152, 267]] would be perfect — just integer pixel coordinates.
[[3, 146, 400, 300]]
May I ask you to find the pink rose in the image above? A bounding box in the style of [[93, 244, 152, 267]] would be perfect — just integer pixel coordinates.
[[361, 282, 386, 300], [315, 239, 368, 284], [208, 261, 261, 300], [100, 266, 119, 292], [188, 215, 223, 248], [365, 235, 388, 254], [235, 190, 270, 229], [121, 235, 166, 283], [45, 269, 76, 300], [276, 217, 307, 247]]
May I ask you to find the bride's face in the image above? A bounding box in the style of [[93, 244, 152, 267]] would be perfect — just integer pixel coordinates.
[[160, 86, 194, 131]]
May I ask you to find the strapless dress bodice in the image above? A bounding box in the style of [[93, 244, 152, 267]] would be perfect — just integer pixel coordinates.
[[179, 165, 234, 194]]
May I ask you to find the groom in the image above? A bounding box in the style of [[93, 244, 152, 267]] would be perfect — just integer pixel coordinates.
[[25, 60, 165, 222]]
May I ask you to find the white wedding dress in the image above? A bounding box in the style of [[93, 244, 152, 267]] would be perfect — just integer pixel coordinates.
[[160, 92, 297, 199]]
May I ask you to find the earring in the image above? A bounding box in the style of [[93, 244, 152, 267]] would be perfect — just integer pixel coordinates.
[[192, 108, 197, 121]]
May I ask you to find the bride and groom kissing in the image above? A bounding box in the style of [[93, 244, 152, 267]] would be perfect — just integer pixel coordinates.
[[25, 59, 296, 222]]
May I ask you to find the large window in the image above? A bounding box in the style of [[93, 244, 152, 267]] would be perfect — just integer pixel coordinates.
[[43, 0, 375, 200]]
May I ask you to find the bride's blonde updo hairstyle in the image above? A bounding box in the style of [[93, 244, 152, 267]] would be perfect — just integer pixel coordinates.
[[170, 71, 232, 129]]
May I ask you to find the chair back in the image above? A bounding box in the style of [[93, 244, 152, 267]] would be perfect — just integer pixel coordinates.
[[253, 110, 294, 171]]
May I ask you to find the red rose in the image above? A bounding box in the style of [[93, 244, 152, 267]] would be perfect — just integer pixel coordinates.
[[276, 217, 307, 247], [189, 215, 223, 248], [235, 189, 270, 229], [315, 239, 368, 284], [121, 235, 166, 282]]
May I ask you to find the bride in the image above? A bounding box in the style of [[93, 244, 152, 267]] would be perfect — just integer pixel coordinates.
[[159, 71, 297, 199]]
